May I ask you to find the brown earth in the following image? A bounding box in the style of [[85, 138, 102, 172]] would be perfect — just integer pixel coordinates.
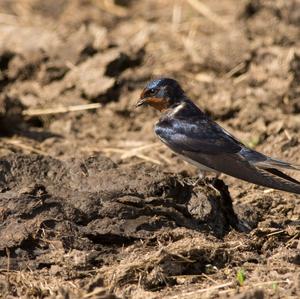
[[0, 0, 299, 298]]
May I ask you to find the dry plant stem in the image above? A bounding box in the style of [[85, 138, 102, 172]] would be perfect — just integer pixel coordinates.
[[186, 0, 228, 27], [120, 142, 161, 159], [3, 138, 47, 155], [101, 147, 162, 165], [22, 103, 102, 116], [225, 62, 246, 78], [91, 0, 127, 17]]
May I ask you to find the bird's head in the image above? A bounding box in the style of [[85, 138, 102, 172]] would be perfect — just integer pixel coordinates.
[[136, 78, 185, 111]]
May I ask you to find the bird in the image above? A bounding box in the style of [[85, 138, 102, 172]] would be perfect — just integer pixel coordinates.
[[136, 77, 300, 195]]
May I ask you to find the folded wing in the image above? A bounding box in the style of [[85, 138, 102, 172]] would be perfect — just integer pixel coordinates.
[[156, 115, 300, 194]]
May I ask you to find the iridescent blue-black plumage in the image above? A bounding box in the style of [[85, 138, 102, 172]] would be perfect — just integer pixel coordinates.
[[144, 78, 184, 100], [155, 100, 242, 155], [137, 78, 185, 110], [137, 78, 300, 194]]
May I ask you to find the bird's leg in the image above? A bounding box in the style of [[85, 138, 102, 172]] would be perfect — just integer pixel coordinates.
[[206, 172, 221, 193], [211, 172, 221, 186]]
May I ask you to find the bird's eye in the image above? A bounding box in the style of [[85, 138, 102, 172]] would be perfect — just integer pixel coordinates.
[[149, 88, 156, 95]]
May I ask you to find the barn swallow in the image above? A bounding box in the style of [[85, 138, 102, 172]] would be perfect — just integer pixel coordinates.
[[136, 78, 300, 194]]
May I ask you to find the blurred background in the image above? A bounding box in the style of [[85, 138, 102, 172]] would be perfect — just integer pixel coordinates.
[[0, 1, 299, 298], [0, 0, 299, 172]]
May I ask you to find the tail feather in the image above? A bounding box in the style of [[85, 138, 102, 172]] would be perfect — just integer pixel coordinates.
[[186, 151, 300, 195], [240, 148, 300, 171], [252, 159, 300, 194], [254, 167, 300, 195], [264, 168, 300, 185], [256, 158, 300, 171]]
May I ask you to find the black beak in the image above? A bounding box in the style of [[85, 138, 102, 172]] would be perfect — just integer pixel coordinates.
[[135, 98, 147, 108]]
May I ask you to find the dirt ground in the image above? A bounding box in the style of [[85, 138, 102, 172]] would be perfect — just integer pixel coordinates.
[[0, 0, 299, 298]]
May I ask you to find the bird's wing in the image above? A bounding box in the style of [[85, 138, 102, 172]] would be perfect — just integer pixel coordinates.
[[248, 154, 300, 171], [155, 117, 243, 155], [155, 117, 300, 194]]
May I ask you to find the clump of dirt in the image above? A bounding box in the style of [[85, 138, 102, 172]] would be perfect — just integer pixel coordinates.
[[0, 0, 299, 298], [0, 154, 242, 253], [0, 154, 249, 297]]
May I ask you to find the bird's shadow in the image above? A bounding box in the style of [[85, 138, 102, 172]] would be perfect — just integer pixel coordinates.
[[183, 177, 252, 238], [209, 178, 252, 233]]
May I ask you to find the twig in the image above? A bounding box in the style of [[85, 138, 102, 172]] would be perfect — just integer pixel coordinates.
[[202, 273, 219, 284], [120, 143, 161, 159], [285, 232, 300, 247], [172, 2, 183, 30], [3, 139, 48, 155], [284, 129, 292, 141], [266, 229, 286, 237], [114, 140, 154, 148], [225, 62, 246, 78], [101, 148, 128, 154], [22, 103, 102, 116], [0, 269, 18, 273], [91, 0, 127, 17], [157, 152, 173, 165], [101, 148, 162, 165], [131, 153, 161, 165], [233, 73, 248, 85], [187, 0, 228, 27]]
